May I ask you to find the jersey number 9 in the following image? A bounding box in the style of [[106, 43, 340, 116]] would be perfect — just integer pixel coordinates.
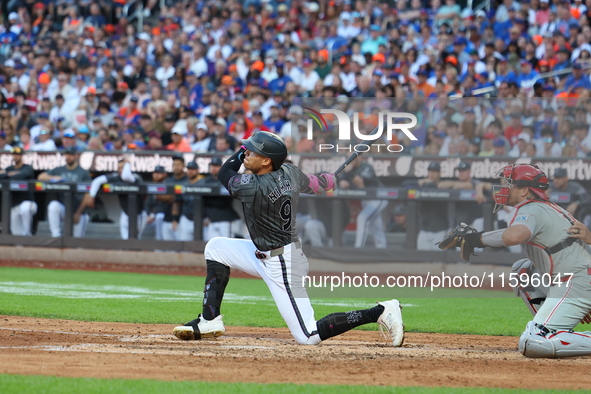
[[280, 199, 292, 231]]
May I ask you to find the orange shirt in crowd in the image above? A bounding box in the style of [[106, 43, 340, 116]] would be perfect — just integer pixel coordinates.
[[166, 139, 192, 153], [118, 107, 141, 125], [416, 82, 435, 98], [229, 117, 254, 136]]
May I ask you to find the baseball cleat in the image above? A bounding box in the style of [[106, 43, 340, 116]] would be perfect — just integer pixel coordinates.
[[172, 314, 225, 340], [377, 299, 404, 347]]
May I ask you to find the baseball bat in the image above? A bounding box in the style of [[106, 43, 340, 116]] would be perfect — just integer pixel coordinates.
[[333, 124, 382, 177]]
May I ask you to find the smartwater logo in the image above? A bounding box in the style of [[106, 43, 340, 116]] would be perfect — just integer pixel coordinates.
[[302, 107, 418, 153]]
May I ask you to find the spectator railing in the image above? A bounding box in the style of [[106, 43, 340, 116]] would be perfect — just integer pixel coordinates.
[[122, 0, 145, 32], [472, 0, 491, 12], [532, 67, 576, 85], [531, 61, 591, 86], [327, 37, 350, 65], [451, 86, 497, 98], [0, 180, 566, 265]]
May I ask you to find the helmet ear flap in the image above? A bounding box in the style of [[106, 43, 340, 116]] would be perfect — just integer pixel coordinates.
[[261, 156, 273, 169]]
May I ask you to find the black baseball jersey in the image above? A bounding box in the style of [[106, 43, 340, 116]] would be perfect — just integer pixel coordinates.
[[340, 162, 383, 188], [455, 180, 483, 226], [178, 178, 199, 220], [47, 164, 92, 210], [106, 172, 144, 215], [419, 181, 449, 232], [227, 163, 310, 251], [550, 181, 590, 210], [145, 180, 168, 216], [0, 164, 35, 207], [198, 175, 239, 223], [163, 174, 188, 221]]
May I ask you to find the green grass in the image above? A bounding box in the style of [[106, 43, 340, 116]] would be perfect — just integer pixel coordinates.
[[0, 374, 586, 394], [0, 266, 533, 336], [0, 267, 582, 393]]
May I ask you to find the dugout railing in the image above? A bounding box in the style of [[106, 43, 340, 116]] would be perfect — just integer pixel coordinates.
[[0, 180, 564, 265]]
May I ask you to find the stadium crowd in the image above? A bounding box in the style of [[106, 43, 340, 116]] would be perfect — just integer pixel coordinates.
[[0, 0, 591, 158]]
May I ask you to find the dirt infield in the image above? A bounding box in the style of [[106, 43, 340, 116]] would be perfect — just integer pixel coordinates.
[[1, 260, 590, 389], [0, 316, 590, 390]]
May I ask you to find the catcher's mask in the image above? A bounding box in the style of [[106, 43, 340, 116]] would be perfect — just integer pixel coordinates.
[[493, 164, 549, 213]]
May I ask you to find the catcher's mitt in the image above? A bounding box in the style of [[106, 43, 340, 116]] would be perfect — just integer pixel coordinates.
[[437, 222, 479, 262]]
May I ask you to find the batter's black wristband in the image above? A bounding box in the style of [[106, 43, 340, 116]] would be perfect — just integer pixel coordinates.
[[218, 149, 244, 188], [172, 215, 180, 222], [464, 232, 485, 248]]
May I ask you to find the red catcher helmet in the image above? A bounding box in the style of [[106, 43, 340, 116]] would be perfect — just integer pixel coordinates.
[[493, 164, 549, 213]]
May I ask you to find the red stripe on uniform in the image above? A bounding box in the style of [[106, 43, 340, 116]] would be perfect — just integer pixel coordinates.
[[525, 241, 554, 276], [535, 200, 577, 223], [508, 200, 533, 226], [549, 330, 591, 339], [543, 281, 573, 326], [508, 199, 576, 227]]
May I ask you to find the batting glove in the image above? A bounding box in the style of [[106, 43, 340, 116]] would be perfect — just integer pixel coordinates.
[[318, 173, 337, 191], [238, 145, 247, 162]]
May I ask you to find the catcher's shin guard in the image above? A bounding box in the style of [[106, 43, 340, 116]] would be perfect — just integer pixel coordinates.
[[511, 259, 548, 316], [519, 321, 591, 358], [202, 260, 231, 320]]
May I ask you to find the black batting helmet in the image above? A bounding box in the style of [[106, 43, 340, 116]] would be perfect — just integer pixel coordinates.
[[243, 131, 287, 170]]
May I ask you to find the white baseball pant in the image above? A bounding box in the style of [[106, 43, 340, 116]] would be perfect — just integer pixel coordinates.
[[205, 237, 321, 345], [10, 201, 38, 236], [162, 221, 179, 241], [179, 216, 232, 241], [518, 271, 591, 357], [204, 221, 232, 241], [355, 199, 388, 248], [296, 214, 328, 247], [232, 219, 249, 240], [47, 200, 89, 238], [533, 272, 591, 331], [146, 212, 165, 240], [154, 212, 165, 240], [179, 215, 194, 241], [417, 230, 448, 251], [119, 210, 148, 240]]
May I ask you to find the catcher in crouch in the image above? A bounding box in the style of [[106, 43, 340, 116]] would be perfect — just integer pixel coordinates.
[[439, 164, 591, 358]]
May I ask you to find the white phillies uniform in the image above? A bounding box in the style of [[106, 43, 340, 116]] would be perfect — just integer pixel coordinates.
[[509, 199, 591, 357], [508, 199, 591, 331]]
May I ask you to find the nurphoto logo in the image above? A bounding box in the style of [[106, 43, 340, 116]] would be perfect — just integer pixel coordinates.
[[299, 103, 418, 153]]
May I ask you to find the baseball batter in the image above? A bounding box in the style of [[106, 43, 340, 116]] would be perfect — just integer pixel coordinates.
[[173, 132, 404, 346], [441, 164, 591, 358], [0, 147, 37, 236]]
